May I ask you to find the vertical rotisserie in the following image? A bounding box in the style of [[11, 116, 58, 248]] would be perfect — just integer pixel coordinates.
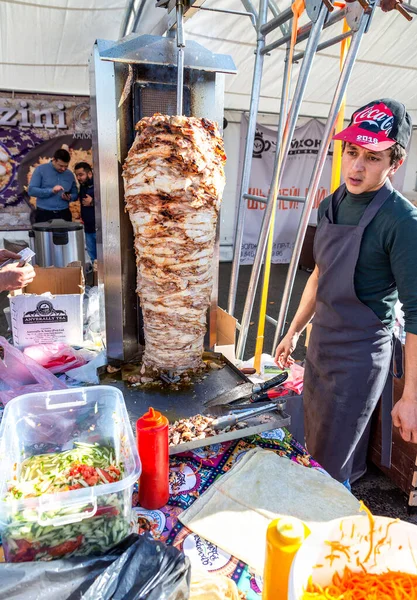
[[123, 115, 226, 376]]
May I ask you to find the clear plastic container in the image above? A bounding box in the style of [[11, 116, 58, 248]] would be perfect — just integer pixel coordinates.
[[0, 385, 141, 562]]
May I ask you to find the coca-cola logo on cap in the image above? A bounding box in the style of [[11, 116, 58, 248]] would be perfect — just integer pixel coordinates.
[[352, 103, 394, 137]]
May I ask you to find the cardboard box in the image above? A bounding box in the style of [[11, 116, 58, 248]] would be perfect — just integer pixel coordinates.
[[9, 266, 84, 349], [214, 307, 237, 364]]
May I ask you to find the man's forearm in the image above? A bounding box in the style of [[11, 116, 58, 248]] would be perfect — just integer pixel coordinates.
[[28, 185, 53, 199], [392, 331, 417, 443], [288, 266, 319, 335], [402, 332, 417, 403]]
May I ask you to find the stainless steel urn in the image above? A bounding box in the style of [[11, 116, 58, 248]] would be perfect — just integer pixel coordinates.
[[31, 220, 85, 269]]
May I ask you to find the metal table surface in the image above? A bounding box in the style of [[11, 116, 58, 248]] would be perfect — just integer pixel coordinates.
[[99, 353, 291, 453]]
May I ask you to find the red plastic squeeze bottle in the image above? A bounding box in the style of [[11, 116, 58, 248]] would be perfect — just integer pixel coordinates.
[[136, 407, 170, 510]]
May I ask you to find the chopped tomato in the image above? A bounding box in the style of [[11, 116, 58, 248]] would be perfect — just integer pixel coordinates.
[[96, 467, 112, 483], [95, 505, 119, 517], [15, 539, 37, 552], [69, 464, 93, 478], [10, 538, 39, 562], [47, 535, 83, 558], [96, 467, 120, 483], [69, 464, 99, 486], [68, 483, 83, 490], [108, 465, 121, 477], [11, 547, 37, 562], [84, 472, 99, 486]]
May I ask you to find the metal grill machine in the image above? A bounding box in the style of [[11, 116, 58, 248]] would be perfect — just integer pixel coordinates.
[[90, 4, 236, 362], [88, 2, 291, 448]]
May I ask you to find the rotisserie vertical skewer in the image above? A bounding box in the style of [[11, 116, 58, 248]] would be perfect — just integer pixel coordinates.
[[123, 114, 226, 378]]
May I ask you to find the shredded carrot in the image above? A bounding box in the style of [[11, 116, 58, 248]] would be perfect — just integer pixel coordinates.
[[302, 566, 417, 599], [359, 500, 374, 564], [325, 540, 351, 560], [302, 502, 417, 599], [372, 519, 398, 567]]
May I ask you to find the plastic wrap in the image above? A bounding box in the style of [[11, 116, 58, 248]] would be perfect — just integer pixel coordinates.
[[0, 337, 66, 405], [23, 343, 87, 374]]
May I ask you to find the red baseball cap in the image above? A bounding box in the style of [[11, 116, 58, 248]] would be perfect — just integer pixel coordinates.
[[333, 99, 412, 152]]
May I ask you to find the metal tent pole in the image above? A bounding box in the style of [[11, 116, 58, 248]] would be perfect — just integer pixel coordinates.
[[271, 8, 370, 354], [176, 1, 185, 115], [274, 45, 292, 180], [262, 6, 346, 54], [236, 2, 328, 360], [267, 0, 291, 35], [292, 30, 353, 62], [227, 0, 269, 316], [260, 6, 294, 34], [252, 42, 292, 370]]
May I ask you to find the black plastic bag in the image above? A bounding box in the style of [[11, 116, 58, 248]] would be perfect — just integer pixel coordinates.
[[82, 535, 190, 600], [0, 534, 190, 600]]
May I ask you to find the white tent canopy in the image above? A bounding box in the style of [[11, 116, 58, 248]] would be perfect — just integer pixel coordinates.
[[1, 0, 417, 121]]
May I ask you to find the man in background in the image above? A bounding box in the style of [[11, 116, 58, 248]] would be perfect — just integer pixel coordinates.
[[74, 162, 96, 263], [28, 149, 78, 223]]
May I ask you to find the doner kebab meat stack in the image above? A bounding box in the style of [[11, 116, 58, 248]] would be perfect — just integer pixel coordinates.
[[123, 114, 226, 377]]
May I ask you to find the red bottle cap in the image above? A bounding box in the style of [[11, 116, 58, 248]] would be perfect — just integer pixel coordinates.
[[136, 407, 168, 430]]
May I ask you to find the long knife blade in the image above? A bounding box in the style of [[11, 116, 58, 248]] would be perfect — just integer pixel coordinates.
[[204, 371, 289, 408], [211, 402, 280, 430], [204, 382, 254, 407]]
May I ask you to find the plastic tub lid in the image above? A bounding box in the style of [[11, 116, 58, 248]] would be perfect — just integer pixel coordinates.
[[33, 219, 84, 232]]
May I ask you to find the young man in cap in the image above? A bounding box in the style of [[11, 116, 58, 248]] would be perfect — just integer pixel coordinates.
[[275, 99, 417, 488]]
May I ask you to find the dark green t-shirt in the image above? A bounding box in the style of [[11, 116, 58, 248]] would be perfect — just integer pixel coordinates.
[[317, 186, 417, 334]]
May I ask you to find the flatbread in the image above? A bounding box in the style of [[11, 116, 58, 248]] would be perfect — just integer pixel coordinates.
[[180, 448, 360, 574], [190, 570, 239, 600]]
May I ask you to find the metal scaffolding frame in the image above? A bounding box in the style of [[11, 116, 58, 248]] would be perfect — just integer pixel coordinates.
[[226, 0, 406, 361], [227, 0, 352, 324], [115, 0, 414, 362]]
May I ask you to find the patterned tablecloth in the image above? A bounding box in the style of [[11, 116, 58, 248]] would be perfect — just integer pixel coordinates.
[[130, 428, 326, 599], [0, 396, 323, 595]]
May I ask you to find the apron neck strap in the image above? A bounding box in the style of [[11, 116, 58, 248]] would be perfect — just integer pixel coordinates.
[[358, 179, 393, 228], [328, 185, 347, 223]]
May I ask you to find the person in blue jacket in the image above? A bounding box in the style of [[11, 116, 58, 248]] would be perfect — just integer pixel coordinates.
[[28, 148, 78, 223]]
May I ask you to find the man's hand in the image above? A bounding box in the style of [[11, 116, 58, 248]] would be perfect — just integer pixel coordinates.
[[0, 263, 36, 291], [274, 331, 299, 368], [392, 396, 417, 444], [82, 194, 93, 207], [52, 185, 64, 194], [0, 249, 21, 265]]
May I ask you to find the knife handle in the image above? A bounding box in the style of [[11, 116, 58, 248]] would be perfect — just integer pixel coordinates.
[[241, 367, 257, 375], [251, 388, 288, 403], [257, 372, 288, 393]]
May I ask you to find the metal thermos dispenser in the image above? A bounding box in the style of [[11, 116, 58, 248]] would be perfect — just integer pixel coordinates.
[[31, 219, 85, 269]]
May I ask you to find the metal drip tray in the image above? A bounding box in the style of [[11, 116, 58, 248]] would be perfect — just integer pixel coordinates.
[[168, 410, 290, 455], [100, 352, 291, 453]]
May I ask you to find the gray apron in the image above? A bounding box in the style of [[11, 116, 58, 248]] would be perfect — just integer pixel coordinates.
[[304, 180, 399, 482]]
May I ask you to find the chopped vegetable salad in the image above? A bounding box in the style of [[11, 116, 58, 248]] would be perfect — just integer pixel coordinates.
[[7, 442, 123, 500]]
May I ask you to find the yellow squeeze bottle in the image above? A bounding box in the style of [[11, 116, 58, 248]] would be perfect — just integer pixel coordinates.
[[262, 516, 310, 600]]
